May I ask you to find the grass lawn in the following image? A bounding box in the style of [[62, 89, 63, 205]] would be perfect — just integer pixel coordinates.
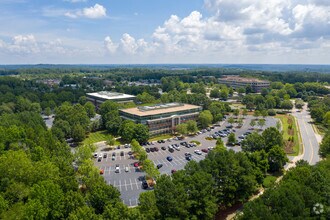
[[149, 134, 173, 142], [83, 130, 121, 145], [275, 114, 301, 156]]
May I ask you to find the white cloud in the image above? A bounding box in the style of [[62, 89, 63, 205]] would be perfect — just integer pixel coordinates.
[[65, 4, 107, 19], [104, 36, 118, 53]]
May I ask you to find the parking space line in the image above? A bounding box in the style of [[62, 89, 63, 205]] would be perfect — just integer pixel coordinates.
[[113, 180, 116, 187], [129, 179, 133, 190], [119, 180, 122, 191], [134, 179, 139, 190], [124, 179, 128, 191]]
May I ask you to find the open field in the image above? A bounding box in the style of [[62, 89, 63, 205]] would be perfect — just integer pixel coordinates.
[[275, 114, 301, 156], [83, 131, 121, 145]]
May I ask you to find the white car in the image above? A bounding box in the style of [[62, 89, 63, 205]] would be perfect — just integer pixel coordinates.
[[125, 166, 129, 172], [93, 153, 98, 158], [194, 150, 202, 155], [115, 165, 120, 173]]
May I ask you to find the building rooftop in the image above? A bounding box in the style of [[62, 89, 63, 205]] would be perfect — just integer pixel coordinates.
[[87, 91, 135, 100], [120, 103, 201, 117], [220, 76, 269, 83]]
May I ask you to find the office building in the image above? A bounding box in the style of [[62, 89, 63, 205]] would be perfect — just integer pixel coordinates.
[[120, 103, 202, 136], [86, 91, 136, 106], [218, 76, 270, 92]]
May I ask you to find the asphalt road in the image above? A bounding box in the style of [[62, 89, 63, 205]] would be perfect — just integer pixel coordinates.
[[292, 105, 320, 165], [94, 115, 277, 206]]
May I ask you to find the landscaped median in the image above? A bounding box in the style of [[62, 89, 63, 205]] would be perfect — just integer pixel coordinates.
[[275, 114, 302, 156]]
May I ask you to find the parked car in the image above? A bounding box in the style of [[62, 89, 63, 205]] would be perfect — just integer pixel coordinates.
[[103, 153, 107, 158], [115, 165, 120, 173], [171, 169, 177, 174], [157, 164, 163, 169], [169, 148, 174, 153], [100, 169, 104, 175], [125, 166, 129, 172], [97, 156, 102, 162], [194, 150, 202, 155], [93, 153, 98, 158], [154, 147, 159, 152], [166, 156, 173, 161], [112, 155, 116, 160], [134, 162, 140, 167], [161, 146, 166, 150], [150, 148, 155, 152], [142, 180, 149, 189], [120, 151, 124, 156], [146, 148, 150, 153], [201, 149, 208, 153], [128, 151, 133, 155]]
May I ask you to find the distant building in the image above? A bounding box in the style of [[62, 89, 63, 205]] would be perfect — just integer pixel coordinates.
[[218, 75, 270, 92], [86, 91, 136, 106], [120, 103, 202, 136], [36, 79, 61, 87]]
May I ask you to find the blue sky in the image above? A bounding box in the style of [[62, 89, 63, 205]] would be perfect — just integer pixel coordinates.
[[0, 0, 330, 64]]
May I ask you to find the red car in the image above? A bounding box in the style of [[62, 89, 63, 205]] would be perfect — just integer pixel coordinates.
[[201, 149, 209, 153], [171, 169, 177, 174], [133, 162, 140, 167], [100, 169, 104, 175]]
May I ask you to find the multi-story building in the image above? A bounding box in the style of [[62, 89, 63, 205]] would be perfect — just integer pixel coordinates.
[[86, 91, 136, 107], [120, 103, 202, 136], [218, 75, 270, 92]]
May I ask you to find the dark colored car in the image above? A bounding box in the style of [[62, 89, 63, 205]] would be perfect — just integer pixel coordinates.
[[167, 156, 173, 161], [157, 164, 163, 169], [103, 153, 107, 158], [150, 148, 155, 152], [142, 180, 148, 189], [169, 148, 174, 153], [120, 151, 124, 156], [145, 148, 150, 153], [161, 146, 166, 150], [112, 152, 116, 156], [201, 149, 208, 153], [154, 147, 159, 152], [171, 169, 177, 174], [128, 151, 133, 155]]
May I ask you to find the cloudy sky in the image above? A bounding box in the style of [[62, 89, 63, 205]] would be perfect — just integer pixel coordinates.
[[0, 0, 329, 64]]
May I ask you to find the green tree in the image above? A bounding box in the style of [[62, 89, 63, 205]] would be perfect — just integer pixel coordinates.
[[250, 119, 256, 129], [241, 132, 265, 152], [72, 124, 85, 142], [233, 109, 240, 118], [84, 102, 95, 118], [237, 118, 244, 127], [44, 107, 52, 117], [106, 135, 115, 146], [281, 100, 293, 111], [176, 123, 188, 135], [198, 110, 213, 129], [242, 108, 248, 118], [319, 132, 330, 158], [104, 111, 122, 135], [227, 133, 236, 145], [258, 119, 266, 130], [186, 120, 198, 134], [268, 145, 288, 172], [143, 159, 160, 180], [119, 121, 136, 142], [254, 110, 261, 119], [134, 124, 149, 144], [136, 92, 156, 104], [262, 127, 283, 151], [138, 191, 160, 219], [210, 89, 220, 98], [228, 117, 235, 126]]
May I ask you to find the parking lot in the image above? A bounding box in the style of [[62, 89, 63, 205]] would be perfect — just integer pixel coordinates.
[[94, 115, 277, 206]]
